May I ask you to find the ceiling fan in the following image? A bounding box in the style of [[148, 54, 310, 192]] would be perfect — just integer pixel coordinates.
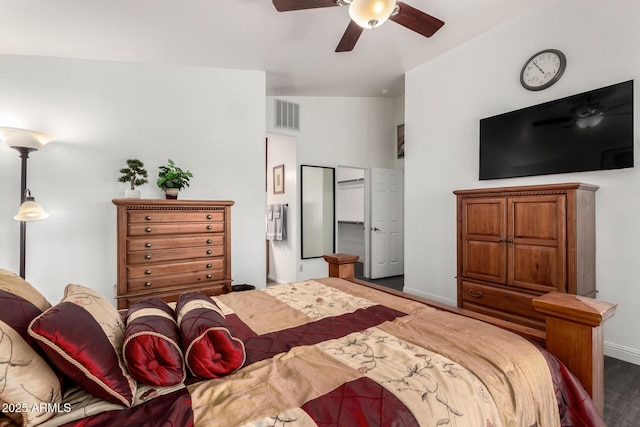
[[272, 0, 445, 52], [533, 95, 631, 129]]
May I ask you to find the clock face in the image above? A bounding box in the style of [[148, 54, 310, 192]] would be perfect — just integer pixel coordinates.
[[520, 49, 566, 91]]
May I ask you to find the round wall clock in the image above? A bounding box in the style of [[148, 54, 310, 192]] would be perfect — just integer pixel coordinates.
[[520, 49, 566, 91]]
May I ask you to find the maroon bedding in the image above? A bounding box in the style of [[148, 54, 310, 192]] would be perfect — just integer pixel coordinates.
[[29, 278, 604, 427]]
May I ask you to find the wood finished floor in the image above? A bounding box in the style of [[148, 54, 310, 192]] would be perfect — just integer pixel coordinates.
[[365, 275, 640, 426]]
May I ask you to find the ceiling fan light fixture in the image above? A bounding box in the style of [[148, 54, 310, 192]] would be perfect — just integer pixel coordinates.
[[348, 0, 396, 29], [576, 112, 604, 129]]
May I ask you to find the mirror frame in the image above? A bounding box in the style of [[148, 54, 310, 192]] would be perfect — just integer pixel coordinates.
[[300, 165, 335, 259]]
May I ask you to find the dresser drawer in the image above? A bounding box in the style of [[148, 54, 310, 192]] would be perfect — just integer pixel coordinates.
[[128, 258, 224, 279], [128, 211, 225, 223], [127, 270, 227, 293], [127, 246, 224, 264], [461, 281, 545, 322], [127, 235, 224, 251], [118, 282, 230, 308], [128, 222, 225, 236]]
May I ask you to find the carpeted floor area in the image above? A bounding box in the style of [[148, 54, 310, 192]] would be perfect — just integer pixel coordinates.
[[604, 355, 640, 426]]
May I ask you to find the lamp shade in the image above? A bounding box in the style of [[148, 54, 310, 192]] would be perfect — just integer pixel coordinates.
[[0, 127, 54, 150], [14, 190, 49, 221], [349, 0, 396, 29]]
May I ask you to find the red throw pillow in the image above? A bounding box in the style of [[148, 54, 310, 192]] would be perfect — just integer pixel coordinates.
[[28, 284, 136, 407], [176, 292, 245, 379], [123, 299, 185, 387]]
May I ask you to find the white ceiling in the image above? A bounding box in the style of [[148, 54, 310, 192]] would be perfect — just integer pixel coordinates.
[[0, 0, 536, 97]]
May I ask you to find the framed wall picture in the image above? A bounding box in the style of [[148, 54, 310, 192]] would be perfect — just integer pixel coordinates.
[[397, 124, 405, 159], [273, 164, 285, 194]]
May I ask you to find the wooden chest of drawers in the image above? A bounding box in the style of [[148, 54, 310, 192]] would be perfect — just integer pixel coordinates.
[[113, 199, 234, 309]]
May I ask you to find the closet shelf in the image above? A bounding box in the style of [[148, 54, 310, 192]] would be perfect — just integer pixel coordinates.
[[338, 220, 364, 225]]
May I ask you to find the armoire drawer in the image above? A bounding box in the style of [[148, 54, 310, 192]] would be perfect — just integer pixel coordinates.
[[127, 246, 224, 264], [127, 235, 224, 251], [460, 281, 545, 322], [462, 301, 545, 330], [127, 210, 225, 223]]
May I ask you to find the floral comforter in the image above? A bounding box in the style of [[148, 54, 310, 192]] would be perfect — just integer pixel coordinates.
[[38, 278, 603, 427]]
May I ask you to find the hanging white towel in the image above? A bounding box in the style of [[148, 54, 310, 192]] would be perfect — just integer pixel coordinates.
[[273, 204, 286, 241], [266, 204, 275, 240], [266, 204, 287, 241]]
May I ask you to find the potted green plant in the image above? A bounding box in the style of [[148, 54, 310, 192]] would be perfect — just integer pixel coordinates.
[[157, 159, 193, 199], [118, 158, 148, 198]]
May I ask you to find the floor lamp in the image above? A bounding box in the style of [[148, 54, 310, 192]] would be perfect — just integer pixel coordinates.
[[0, 127, 54, 278]]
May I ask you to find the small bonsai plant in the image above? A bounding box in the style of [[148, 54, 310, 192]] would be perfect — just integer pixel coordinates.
[[118, 158, 148, 198], [157, 159, 193, 199]]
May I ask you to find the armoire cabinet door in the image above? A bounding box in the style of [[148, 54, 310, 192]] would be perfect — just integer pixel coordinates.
[[459, 197, 507, 284], [508, 195, 566, 293]]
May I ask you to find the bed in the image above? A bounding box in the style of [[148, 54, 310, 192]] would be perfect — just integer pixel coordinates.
[[1, 254, 615, 427]]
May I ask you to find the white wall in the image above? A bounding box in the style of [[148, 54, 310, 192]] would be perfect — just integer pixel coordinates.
[[266, 96, 398, 280], [405, 0, 640, 364], [266, 133, 297, 284], [0, 55, 266, 304]]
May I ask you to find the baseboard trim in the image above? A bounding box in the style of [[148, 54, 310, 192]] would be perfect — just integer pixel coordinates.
[[403, 287, 457, 307], [605, 341, 640, 365], [267, 274, 287, 286]]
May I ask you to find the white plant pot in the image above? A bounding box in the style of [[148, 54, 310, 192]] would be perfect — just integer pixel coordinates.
[[164, 188, 179, 199], [125, 189, 141, 198]]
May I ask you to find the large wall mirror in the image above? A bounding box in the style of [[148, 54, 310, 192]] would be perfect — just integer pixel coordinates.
[[301, 165, 335, 259]]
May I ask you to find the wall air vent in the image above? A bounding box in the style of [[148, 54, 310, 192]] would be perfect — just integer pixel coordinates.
[[274, 99, 300, 131]]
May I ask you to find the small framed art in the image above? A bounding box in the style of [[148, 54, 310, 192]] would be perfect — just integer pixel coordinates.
[[273, 164, 285, 194]]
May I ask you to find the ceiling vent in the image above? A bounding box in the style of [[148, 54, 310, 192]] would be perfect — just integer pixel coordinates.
[[274, 99, 300, 131]]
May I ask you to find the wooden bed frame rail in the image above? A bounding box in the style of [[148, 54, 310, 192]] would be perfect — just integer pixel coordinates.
[[323, 253, 617, 414]]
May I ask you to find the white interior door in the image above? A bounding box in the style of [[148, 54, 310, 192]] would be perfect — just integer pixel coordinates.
[[369, 168, 404, 279]]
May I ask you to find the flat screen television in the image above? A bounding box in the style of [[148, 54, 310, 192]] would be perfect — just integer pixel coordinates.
[[479, 80, 634, 180]]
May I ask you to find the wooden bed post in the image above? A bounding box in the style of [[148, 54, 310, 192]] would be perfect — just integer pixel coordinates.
[[323, 253, 359, 279], [533, 292, 617, 414]]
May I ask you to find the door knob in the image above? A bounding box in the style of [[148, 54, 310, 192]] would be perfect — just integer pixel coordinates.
[[372, 227, 381, 232]]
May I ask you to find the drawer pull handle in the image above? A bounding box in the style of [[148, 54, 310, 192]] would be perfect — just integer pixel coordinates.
[[145, 254, 152, 260], [145, 227, 152, 233], [206, 239, 212, 244], [468, 289, 483, 298], [206, 264, 212, 269], [207, 214, 212, 219], [145, 242, 152, 248], [145, 216, 152, 221], [145, 269, 152, 275], [206, 274, 212, 279], [144, 282, 152, 287], [206, 225, 212, 230], [207, 250, 212, 255]]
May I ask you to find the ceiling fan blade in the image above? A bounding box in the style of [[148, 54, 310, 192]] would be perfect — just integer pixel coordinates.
[[272, 0, 340, 12], [532, 116, 574, 127], [336, 20, 364, 52], [390, 1, 444, 38]]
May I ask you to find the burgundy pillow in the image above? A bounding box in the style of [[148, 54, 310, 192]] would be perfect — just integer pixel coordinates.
[[176, 292, 246, 379], [28, 284, 136, 407], [123, 299, 185, 387], [0, 269, 62, 427]]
